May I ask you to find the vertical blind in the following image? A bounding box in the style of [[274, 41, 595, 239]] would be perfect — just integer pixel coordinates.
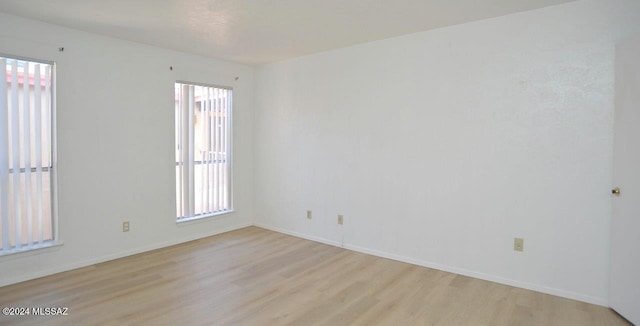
[[175, 83, 232, 220], [0, 56, 54, 253]]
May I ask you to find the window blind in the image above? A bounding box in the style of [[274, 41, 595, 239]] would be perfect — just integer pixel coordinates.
[[175, 82, 232, 220], [0, 56, 54, 253]]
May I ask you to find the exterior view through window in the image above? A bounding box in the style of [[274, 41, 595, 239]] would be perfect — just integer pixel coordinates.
[[0, 56, 55, 254], [175, 82, 232, 221]]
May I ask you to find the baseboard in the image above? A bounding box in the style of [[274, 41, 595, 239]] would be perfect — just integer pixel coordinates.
[[3, 221, 609, 307], [0, 222, 252, 287], [254, 223, 608, 307], [255, 223, 344, 248]]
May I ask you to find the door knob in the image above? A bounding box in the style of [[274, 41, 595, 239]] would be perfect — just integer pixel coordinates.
[[612, 187, 621, 196]]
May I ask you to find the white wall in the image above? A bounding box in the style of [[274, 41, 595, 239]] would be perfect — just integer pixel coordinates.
[[254, 0, 640, 305], [2, 0, 639, 307], [0, 13, 254, 286]]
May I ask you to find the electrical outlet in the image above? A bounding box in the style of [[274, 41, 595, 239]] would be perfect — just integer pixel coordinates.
[[123, 221, 130, 232], [514, 238, 524, 252], [338, 215, 343, 225], [307, 210, 312, 219]]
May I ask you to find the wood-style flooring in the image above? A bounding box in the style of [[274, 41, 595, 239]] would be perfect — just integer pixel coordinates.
[[0, 226, 630, 325]]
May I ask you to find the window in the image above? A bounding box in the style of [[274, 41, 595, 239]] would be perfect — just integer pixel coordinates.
[[0, 55, 55, 254], [175, 82, 232, 221]]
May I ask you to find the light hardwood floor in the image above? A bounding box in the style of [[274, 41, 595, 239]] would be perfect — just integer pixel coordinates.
[[0, 227, 629, 325]]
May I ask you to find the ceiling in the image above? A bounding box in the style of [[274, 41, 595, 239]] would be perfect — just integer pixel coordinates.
[[0, 0, 575, 65]]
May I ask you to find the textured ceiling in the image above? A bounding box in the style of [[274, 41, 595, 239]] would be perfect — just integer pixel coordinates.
[[0, 0, 575, 65]]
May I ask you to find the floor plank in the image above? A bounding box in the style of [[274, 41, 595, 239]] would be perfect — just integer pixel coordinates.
[[0, 226, 630, 325]]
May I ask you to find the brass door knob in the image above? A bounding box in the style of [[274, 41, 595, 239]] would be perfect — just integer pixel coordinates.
[[612, 187, 621, 196]]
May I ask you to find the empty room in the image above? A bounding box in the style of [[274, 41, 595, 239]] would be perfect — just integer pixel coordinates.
[[1, 0, 639, 324]]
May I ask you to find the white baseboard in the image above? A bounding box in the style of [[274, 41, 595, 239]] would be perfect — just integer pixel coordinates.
[[2, 220, 608, 307], [254, 223, 608, 307], [0, 222, 252, 287]]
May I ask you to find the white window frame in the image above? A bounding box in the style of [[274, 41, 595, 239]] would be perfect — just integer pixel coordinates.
[[175, 81, 233, 222], [0, 53, 58, 256]]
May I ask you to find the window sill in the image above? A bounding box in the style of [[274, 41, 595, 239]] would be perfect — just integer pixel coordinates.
[[177, 210, 234, 224], [0, 241, 64, 259]]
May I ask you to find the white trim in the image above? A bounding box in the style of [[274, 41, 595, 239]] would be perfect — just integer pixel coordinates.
[[0, 52, 53, 65], [0, 220, 608, 307], [175, 83, 232, 220], [0, 56, 56, 252], [50, 62, 59, 248], [254, 223, 608, 307], [227, 89, 234, 212], [0, 222, 251, 287], [176, 209, 234, 224], [0, 241, 63, 259], [175, 80, 232, 91]]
